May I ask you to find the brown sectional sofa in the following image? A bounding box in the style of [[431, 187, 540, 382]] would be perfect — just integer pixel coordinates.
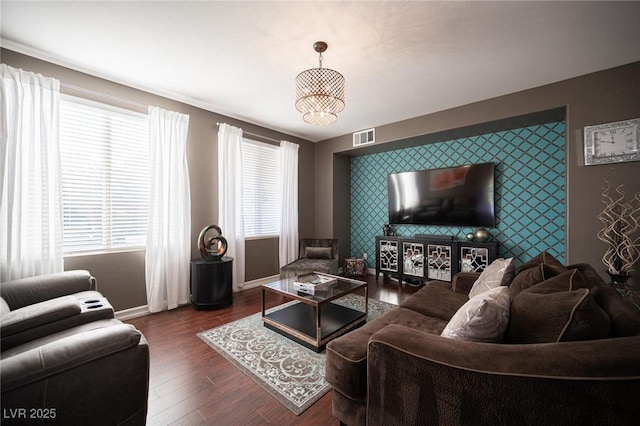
[[325, 257, 640, 426]]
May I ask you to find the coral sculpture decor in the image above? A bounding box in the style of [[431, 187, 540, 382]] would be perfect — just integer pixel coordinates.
[[198, 225, 228, 261], [597, 171, 640, 284]]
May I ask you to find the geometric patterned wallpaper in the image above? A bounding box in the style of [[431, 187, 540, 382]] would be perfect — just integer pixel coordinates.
[[350, 121, 566, 269]]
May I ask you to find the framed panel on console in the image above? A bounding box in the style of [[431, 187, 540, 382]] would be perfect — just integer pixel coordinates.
[[426, 242, 457, 282], [459, 242, 498, 273], [376, 237, 400, 279], [402, 241, 425, 279]]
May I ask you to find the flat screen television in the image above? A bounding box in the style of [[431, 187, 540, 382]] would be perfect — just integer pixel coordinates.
[[387, 162, 495, 227]]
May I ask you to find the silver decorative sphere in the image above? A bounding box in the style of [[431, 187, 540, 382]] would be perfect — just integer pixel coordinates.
[[466, 232, 475, 241], [474, 228, 491, 242]]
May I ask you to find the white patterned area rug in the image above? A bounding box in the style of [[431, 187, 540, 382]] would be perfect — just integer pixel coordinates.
[[197, 294, 395, 415]]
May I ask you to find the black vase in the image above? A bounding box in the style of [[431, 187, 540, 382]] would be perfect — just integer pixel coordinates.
[[606, 271, 631, 286]]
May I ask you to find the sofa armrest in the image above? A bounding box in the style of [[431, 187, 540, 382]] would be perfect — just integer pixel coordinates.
[[0, 270, 95, 310], [451, 272, 479, 294], [1, 296, 81, 336], [1, 323, 142, 392], [367, 324, 640, 426]]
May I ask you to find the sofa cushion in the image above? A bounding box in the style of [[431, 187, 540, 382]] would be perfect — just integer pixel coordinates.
[[399, 281, 468, 321], [506, 270, 611, 343], [517, 250, 565, 274], [568, 263, 640, 337], [468, 258, 515, 298], [509, 263, 566, 298], [0, 318, 124, 358], [1, 321, 143, 392], [279, 258, 338, 278], [326, 307, 447, 400], [441, 286, 510, 342], [305, 247, 332, 259]]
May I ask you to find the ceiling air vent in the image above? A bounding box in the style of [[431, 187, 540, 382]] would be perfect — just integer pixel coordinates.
[[353, 128, 375, 147]]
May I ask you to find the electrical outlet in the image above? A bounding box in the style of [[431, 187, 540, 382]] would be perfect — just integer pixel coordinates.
[[362, 252, 368, 260]]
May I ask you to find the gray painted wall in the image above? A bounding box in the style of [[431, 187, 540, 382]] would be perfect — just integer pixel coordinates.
[[4, 48, 639, 309], [315, 61, 640, 281], [2, 49, 315, 311]]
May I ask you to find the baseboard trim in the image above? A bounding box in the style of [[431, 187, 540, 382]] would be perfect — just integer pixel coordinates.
[[241, 274, 280, 290], [115, 305, 150, 321], [115, 274, 281, 320]]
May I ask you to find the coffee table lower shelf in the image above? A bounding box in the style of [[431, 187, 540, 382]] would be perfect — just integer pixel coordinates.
[[263, 302, 365, 352]]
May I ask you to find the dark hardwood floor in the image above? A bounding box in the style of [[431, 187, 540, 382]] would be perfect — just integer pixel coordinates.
[[125, 274, 419, 425]]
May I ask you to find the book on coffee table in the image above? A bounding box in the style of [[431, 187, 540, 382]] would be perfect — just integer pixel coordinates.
[[293, 273, 337, 295]]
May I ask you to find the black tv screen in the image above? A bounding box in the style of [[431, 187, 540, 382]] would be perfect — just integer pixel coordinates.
[[387, 163, 495, 227]]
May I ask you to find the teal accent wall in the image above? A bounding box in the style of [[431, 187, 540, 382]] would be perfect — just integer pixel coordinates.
[[350, 122, 566, 268]]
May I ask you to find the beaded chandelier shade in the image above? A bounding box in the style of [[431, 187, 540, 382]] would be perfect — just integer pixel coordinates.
[[295, 41, 345, 125]]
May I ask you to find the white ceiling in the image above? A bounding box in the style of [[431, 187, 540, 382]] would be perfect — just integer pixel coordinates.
[[2, 1, 640, 143]]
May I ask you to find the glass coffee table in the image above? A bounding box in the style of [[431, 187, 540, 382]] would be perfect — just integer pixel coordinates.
[[261, 273, 368, 352]]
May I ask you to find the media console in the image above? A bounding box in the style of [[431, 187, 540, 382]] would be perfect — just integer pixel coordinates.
[[375, 236, 498, 284]]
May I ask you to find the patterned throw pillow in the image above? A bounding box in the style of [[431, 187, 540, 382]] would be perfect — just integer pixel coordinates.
[[468, 258, 515, 299], [441, 286, 511, 343]]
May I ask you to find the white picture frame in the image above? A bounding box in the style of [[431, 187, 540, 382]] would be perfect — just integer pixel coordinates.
[[584, 118, 640, 166]]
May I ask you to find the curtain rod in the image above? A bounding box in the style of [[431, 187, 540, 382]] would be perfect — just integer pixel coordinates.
[[61, 82, 147, 110], [216, 122, 281, 144]]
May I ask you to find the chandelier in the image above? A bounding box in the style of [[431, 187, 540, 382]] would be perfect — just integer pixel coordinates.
[[295, 41, 345, 125]]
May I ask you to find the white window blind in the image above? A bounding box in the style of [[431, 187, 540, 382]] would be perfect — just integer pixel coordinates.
[[59, 96, 149, 254], [242, 138, 281, 238]]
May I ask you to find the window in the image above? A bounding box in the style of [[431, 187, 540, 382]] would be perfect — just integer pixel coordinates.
[[59, 96, 149, 254], [242, 139, 281, 238]]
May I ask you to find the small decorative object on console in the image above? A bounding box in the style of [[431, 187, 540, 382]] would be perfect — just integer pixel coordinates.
[[474, 228, 491, 242], [466, 232, 475, 241], [198, 225, 228, 260], [584, 117, 640, 166]]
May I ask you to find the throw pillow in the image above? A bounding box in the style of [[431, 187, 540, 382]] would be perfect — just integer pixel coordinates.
[[517, 250, 565, 274], [509, 263, 566, 298], [305, 247, 332, 259], [441, 286, 511, 343], [506, 269, 611, 343], [468, 258, 515, 299]]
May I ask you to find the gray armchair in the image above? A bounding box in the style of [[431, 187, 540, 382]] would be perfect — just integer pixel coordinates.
[[1, 271, 150, 425], [1, 270, 114, 350], [280, 238, 339, 278]]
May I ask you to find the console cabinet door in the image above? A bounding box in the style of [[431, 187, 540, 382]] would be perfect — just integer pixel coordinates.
[[426, 243, 455, 282], [402, 241, 425, 279], [459, 242, 498, 273], [378, 238, 399, 273]]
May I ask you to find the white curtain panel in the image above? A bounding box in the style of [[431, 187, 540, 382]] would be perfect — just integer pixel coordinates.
[[0, 64, 64, 281], [217, 123, 245, 290], [146, 106, 191, 312], [279, 141, 299, 267]]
